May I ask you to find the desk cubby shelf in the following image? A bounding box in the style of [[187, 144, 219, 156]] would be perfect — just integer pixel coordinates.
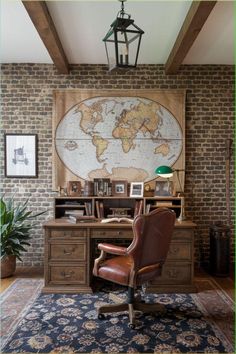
[[54, 196, 182, 219]]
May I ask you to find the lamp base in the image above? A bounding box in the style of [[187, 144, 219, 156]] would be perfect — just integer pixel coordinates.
[[178, 214, 187, 222], [178, 198, 186, 222]]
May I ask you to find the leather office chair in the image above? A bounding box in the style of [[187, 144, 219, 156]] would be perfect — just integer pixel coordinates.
[[93, 207, 176, 328]]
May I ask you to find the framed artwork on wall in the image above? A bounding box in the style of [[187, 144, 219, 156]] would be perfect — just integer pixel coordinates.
[[130, 182, 144, 197], [112, 180, 128, 197], [4, 133, 38, 178]]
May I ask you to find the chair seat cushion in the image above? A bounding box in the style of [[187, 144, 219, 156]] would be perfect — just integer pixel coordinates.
[[97, 255, 132, 286]]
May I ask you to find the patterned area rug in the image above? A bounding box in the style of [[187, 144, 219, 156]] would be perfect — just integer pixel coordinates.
[[0, 278, 234, 353]]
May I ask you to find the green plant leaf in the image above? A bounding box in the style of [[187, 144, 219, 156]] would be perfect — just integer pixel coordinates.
[[1, 195, 46, 260]]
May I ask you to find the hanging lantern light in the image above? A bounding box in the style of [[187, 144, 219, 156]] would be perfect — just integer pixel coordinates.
[[103, 0, 144, 71]]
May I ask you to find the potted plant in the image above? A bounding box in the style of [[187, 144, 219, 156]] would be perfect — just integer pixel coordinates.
[[0, 196, 45, 278]]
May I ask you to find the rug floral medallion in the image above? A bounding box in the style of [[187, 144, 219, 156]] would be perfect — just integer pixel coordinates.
[[0, 278, 234, 353]]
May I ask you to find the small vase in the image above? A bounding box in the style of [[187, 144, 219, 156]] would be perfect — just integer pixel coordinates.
[[1, 255, 16, 278]]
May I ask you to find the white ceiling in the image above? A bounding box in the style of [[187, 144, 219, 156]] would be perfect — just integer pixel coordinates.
[[0, 0, 234, 65]]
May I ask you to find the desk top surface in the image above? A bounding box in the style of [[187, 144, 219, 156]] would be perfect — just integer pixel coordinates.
[[44, 218, 196, 229]]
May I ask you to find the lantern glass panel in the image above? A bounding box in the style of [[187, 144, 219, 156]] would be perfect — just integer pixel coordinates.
[[104, 31, 117, 71], [123, 30, 142, 66]]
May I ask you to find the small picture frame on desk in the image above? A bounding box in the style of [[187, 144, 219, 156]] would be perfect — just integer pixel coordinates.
[[67, 181, 81, 196], [154, 181, 173, 196], [130, 182, 144, 197], [112, 180, 128, 197], [144, 183, 154, 197]]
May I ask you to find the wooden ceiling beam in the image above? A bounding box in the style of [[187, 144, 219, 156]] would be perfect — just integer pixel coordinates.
[[22, 1, 69, 74], [165, 1, 217, 74]]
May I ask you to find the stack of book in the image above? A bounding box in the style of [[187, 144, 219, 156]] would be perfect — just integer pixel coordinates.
[[64, 207, 95, 223], [65, 209, 84, 217], [68, 215, 96, 223]]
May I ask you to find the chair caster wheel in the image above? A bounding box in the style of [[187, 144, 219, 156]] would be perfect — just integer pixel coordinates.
[[128, 323, 135, 329], [98, 314, 105, 320]]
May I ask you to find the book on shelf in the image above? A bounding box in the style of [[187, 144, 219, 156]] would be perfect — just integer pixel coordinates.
[[155, 201, 173, 207], [95, 200, 100, 218], [145, 203, 151, 214], [138, 199, 143, 214], [101, 217, 133, 224], [84, 202, 92, 216], [134, 200, 143, 218], [65, 209, 84, 216], [99, 202, 104, 218], [64, 201, 81, 205], [68, 215, 96, 223]]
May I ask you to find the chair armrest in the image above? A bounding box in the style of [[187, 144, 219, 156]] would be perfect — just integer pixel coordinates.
[[93, 243, 127, 276], [98, 243, 127, 256]]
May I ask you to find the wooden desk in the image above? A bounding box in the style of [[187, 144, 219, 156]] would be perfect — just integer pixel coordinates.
[[43, 219, 196, 294]]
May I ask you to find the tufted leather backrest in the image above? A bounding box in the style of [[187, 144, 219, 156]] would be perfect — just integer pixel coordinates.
[[127, 208, 176, 272]]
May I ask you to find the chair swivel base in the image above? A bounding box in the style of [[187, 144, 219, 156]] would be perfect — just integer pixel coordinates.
[[97, 301, 166, 328]]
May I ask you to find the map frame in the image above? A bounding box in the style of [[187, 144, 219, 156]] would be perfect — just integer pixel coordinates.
[[52, 89, 186, 192]]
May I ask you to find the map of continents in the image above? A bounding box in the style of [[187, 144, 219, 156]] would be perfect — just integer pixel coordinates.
[[55, 96, 183, 182]]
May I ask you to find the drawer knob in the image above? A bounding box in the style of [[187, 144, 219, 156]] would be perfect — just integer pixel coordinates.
[[100, 231, 105, 236], [63, 248, 75, 255], [167, 269, 179, 279], [61, 271, 74, 278], [117, 231, 122, 235], [169, 247, 179, 255]]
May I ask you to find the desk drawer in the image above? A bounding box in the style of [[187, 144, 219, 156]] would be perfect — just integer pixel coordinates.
[[151, 263, 192, 285], [50, 229, 86, 238], [49, 265, 87, 284], [172, 229, 193, 241], [50, 242, 87, 261], [167, 242, 191, 261], [90, 228, 133, 239]]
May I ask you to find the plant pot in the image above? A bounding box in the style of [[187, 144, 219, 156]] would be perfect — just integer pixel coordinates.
[[1, 255, 16, 278]]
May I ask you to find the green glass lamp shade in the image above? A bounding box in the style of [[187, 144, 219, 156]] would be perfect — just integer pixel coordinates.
[[155, 165, 174, 178]]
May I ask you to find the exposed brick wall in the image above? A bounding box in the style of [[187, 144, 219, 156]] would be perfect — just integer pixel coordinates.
[[1, 64, 234, 267]]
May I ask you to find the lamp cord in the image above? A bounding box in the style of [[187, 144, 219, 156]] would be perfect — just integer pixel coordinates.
[[121, 0, 125, 15]]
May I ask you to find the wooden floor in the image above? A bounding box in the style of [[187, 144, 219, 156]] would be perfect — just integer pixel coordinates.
[[0, 267, 43, 293], [1, 266, 234, 301]]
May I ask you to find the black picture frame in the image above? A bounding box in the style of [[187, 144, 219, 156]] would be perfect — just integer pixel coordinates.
[[4, 133, 38, 178]]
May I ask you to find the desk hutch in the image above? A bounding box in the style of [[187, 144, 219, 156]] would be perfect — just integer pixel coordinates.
[[43, 196, 196, 294]]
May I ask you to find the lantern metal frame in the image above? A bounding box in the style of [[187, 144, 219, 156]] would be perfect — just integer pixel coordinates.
[[103, 0, 144, 70]]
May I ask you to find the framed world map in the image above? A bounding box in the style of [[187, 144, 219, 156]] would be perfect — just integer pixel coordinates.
[[52, 90, 185, 190]]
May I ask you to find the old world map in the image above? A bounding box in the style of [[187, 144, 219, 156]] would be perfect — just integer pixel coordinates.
[[55, 96, 183, 182]]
